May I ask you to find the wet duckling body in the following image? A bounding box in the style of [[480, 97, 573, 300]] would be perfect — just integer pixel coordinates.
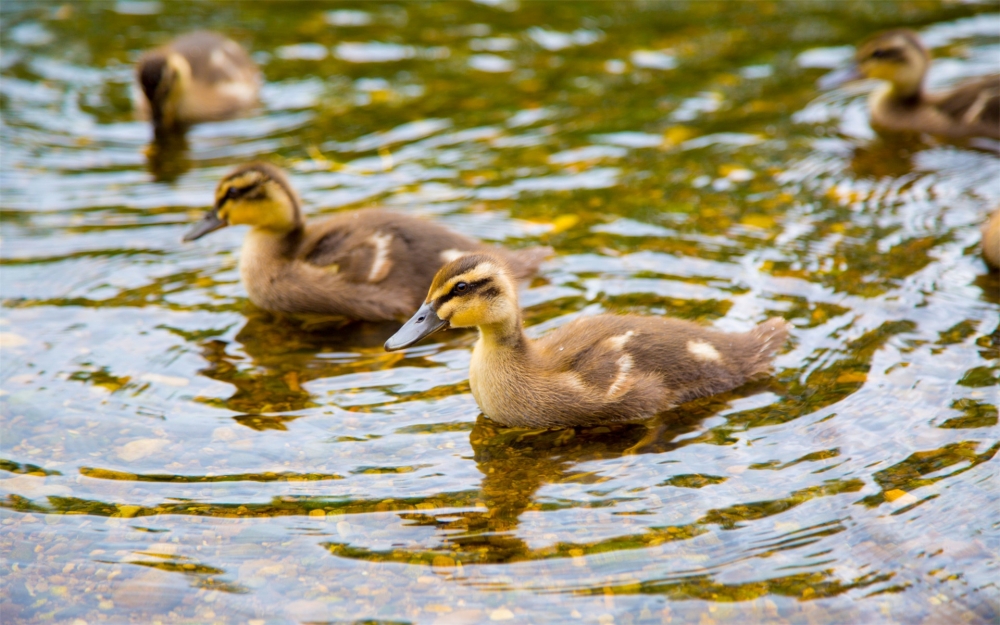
[[184, 163, 550, 322], [136, 31, 260, 137], [385, 254, 790, 428], [823, 29, 999, 140]]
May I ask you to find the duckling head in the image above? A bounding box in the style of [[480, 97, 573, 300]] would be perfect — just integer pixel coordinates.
[[820, 29, 929, 97], [385, 254, 519, 351], [856, 30, 929, 96], [183, 162, 302, 242], [137, 50, 192, 135]]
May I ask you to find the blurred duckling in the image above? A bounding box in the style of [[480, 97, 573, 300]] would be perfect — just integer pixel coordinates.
[[136, 31, 260, 137], [183, 163, 550, 322], [385, 253, 790, 428], [821, 29, 999, 140], [983, 209, 1000, 270]]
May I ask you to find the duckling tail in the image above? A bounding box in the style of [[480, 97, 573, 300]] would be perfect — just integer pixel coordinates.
[[739, 317, 791, 378], [504, 245, 554, 281]]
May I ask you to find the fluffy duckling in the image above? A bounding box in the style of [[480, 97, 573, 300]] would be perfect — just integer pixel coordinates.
[[183, 163, 550, 322], [983, 209, 1000, 270], [821, 29, 999, 140], [136, 31, 260, 137], [385, 254, 790, 428]]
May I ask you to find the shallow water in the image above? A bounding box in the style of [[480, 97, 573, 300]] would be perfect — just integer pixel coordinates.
[[2, 1, 999, 623]]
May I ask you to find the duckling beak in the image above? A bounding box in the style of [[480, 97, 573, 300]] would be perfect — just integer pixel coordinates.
[[385, 302, 448, 351], [183, 210, 228, 242], [818, 63, 863, 90]]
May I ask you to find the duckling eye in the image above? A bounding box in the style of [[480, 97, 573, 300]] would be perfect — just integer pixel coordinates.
[[871, 48, 893, 60], [225, 187, 241, 200], [454, 282, 468, 293]]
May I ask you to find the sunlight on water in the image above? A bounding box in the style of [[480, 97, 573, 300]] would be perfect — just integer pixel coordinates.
[[1, 2, 998, 624]]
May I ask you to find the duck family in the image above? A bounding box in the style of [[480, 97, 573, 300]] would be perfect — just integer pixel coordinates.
[[138, 24, 997, 429]]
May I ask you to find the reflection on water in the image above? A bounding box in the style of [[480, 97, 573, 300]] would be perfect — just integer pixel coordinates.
[[2, 2, 998, 624], [145, 133, 193, 183]]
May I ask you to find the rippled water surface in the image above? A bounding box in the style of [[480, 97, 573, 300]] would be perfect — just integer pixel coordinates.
[[2, 2, 999, 623]]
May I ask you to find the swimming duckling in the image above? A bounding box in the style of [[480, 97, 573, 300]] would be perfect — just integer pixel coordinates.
[[983, 209, 1000, 270], [821, 29, 999, 140], [183, 163, 550, 322], [385, 254, 791, 428], [136, 31, 260, 137]]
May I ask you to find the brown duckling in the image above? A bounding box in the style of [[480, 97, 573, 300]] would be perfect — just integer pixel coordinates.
[[136, 31, 260, 137], [183, 163, 550, 322], [983, 208, 1000, 270], [821, 29, 999, 140], [385, 253, 790, 428]]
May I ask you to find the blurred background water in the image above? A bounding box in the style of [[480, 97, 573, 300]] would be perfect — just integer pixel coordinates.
[[1, 1, 998, 623]]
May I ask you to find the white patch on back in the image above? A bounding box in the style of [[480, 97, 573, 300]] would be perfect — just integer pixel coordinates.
[[215, 81, 257, 105], [440, 249, 468, 263], [687, 340, 721, 361], [367, 232, 393, 282], [606, 354, 633, 397], [605, 330, 635, 351], [210, 48, 233, 71], [963, 91, 990, 125]]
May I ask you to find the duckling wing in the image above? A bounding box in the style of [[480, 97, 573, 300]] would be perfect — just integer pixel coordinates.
[[934, 75, 1000, 137], [170, 31, 258, 85], [301, 209, 488, 293], [538, 315, 790, 408]]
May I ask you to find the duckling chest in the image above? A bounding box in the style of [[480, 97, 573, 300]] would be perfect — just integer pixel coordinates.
[[469, 342, 524, 420], [238, 232, 288, 300]]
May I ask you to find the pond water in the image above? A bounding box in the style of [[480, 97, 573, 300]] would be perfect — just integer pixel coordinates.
[[2, 1, 999, 624]]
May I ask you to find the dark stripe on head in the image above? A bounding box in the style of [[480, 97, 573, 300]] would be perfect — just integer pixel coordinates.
[[221, 162, 301, 214], [435, 277, 492, 309], [871, 47, 906, 62], [449, 255, 491, 278], [863, 28, 928, 61], [427, 252, 509, 299]]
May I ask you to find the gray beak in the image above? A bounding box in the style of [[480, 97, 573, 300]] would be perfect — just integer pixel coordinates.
[[818, 63, 863, 90], [385, 301, 448, 351], [183, 210, 228, 242]]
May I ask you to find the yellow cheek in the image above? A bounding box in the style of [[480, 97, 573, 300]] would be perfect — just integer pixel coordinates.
[[864, 63, 897, 82], [447, 300, 489, 327], [223, 198, 291, 229]]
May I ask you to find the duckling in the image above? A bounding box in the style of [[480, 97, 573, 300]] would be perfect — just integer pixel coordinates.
[[983, 209, 1000, 270], [183, 163, 551, 322], [821, 29, 999, 140], [136, 31, 260, 137], [385, 254, 791, 428]]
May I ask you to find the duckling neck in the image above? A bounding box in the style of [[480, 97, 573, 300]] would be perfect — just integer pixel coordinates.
[[239, 226, 304, 282], [886, 78, 924, 106], [245, 224, 302, 254], [470, 316, 538, 422], [477, 316, 527, 351]]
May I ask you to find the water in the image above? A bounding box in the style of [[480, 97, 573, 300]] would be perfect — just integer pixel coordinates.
[[2, 2, 998, 623]]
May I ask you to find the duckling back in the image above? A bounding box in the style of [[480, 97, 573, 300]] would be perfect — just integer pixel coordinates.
[[170, 31, 259, 123], [469, 314, 790, 428], [538, 315, 790, 422], [239, 209, 549, 321]]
